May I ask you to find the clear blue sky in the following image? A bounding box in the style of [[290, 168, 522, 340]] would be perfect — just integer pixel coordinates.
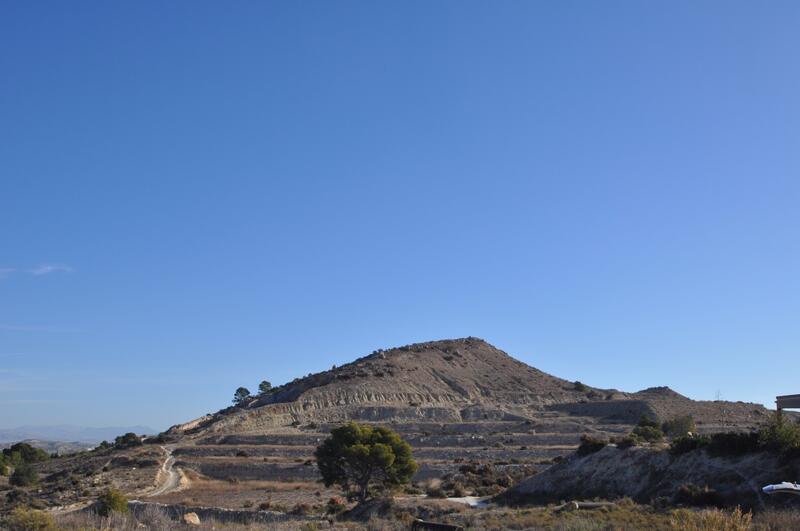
[[2, 1, 798, 431]]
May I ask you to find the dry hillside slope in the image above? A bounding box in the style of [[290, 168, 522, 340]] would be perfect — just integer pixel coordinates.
[[172, 337, 767, 437]]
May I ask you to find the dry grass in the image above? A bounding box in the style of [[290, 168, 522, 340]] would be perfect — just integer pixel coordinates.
[[35, 499, 800, 531], [150, 476, 338, 510], [752, 509, 800, 530], [669, 507, 752, 530]]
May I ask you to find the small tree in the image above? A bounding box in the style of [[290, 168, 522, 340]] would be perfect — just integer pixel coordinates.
[[0, 453, 9, 476], [97, 488, 129, 516], [233, 387, 251, 404], [3, 443, 49, 464], [114, 432, 142, 449], [258, 380, 272, 394], [10, 462, 38, 487], [632, 416, 664, 442], [314, 422, 417, 502]]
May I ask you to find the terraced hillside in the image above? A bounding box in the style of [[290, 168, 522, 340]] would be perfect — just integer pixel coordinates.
[[143, 338, 769, 510], [172, 337, 767, 436], [8, 337, 772, 516]]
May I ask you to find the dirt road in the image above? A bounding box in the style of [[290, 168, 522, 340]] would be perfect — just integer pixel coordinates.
[[148, 445, 181, 497]]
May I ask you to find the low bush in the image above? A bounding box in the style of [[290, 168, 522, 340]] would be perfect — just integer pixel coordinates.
[[670, 415, 800, 459], [10, 463, 38, 487], [577, 434, 607, 456], [4, 507, 56, 531], [326, 496, 347, 514], [573, 381, 589, 392], [2, 443, 49, 465], [96, 488, 129, 516], [707, 431, 760, 457], [613, 435, 640, 449], [674, 483, 723, 507], [113, 432, 142, 449], [425, 483, 447, 498], [759, 415, 800, 454], [632, 417, 664, 442], [670, 435, 710, 456], [290, 503, 313, 515], [662, 415, 696, 438]]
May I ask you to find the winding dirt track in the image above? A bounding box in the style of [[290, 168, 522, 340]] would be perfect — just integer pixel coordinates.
[[148, 445, 181, 497]]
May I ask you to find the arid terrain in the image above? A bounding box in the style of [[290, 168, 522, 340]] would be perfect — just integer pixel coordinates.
[[3, 338, 795, 529]]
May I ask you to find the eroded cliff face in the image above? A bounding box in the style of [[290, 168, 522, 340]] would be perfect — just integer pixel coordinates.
[[504, 444, 798, 509]]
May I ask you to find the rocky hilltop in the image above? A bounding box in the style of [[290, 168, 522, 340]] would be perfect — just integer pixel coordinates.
[[173, 337, 768, 437]]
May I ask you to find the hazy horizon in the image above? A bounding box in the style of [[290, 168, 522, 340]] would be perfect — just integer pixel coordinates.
[[2, 1, 798, 429]]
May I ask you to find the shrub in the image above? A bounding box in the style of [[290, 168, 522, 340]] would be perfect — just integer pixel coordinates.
[[326, 496, 347, 514], [290, 503, 312, 515], [577, 434, 607, 456], [662, 416, 696, 438], [2, 443, 49, 464], [145, 432, 172, 444], [573, 381, 589, 392], [96, 488, 129, 516], [614, 435, 640, 449], [638, 416, 660, 429], [632, 425, 663, 443], [4, 507, 56, 531], [674, 483, 723, 507], [759, 414, 800, 453], [707, 431, 760, 457], [426, 484, 447, 498], [10, 463, 38, 487], [113, 432, 142, 449], [670, 435, 710, 456]]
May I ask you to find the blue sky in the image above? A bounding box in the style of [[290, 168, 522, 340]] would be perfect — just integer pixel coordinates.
[[1, 1, 798, 431]]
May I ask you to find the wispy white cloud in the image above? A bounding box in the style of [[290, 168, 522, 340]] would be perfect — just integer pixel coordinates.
[[29, 263, 72, 276], [0, 264, 73, 279]]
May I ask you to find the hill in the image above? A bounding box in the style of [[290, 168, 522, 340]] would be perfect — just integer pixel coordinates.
[[173, 337, 767, 436], [9, 337, 774, 518]]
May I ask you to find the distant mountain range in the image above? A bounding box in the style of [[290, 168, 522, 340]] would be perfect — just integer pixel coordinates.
[[0, 424, 156, 444]]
